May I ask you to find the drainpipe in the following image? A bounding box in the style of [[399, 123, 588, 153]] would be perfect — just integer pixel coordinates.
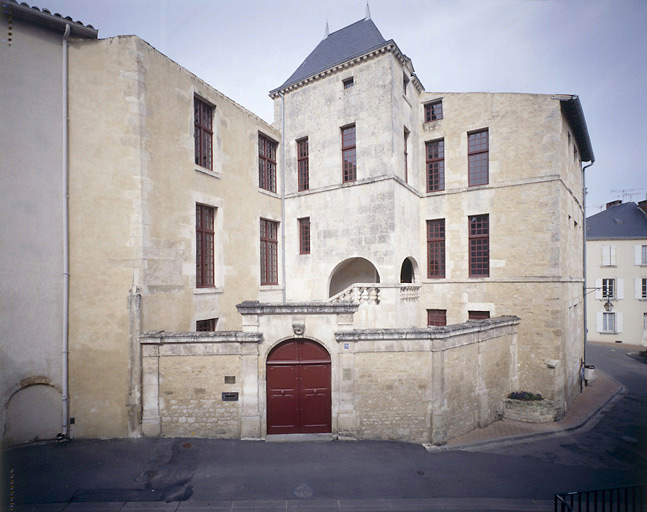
[[61, 23, 71, 438], [582, 160, 594, 375], [280, 91, 286, 303]]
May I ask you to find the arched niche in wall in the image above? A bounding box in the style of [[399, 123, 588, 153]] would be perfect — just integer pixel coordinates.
[[400, 257, 418, 283], [4, 382, 61, 446], [328, 257, 380, 298]]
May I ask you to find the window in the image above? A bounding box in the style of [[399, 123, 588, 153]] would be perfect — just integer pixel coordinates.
[[468, 129, 489, 187], [196, 204, 215, 288], [427, 309, 447, 326], [342, 124, 357, 183], [602, 245, 616, 266], [643, 279, 647, 299], [260, 219, 279, 285], [259, 134, 277, 192], [299, 217, 310, 254], [636, 245, 647, 265], [636, 278, 647, 300], [602, 278, 615, 299], [469, 214, 489, 277], [424, 100, 443, 122], [343, 77, 354, 89], [196, 318, 217, 331], [404, 128, 409, 183], [427, 219, 445, 278], [602, 312, 615, 333], [297, 138, 309, 191], [469, 310, 490, 320], [644, 246, 647, 265], [194, 97, 213, 169], [403, 73, 409, 95], [426, 139, 445, 192]]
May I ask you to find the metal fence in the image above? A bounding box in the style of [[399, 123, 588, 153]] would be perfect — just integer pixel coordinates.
[[555, 484, 647, 512]]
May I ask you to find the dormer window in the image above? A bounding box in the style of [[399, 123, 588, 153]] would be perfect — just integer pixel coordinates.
[[343, 77, 354, 89]]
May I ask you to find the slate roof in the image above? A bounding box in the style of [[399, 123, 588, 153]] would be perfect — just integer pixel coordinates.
[[586, 202, 647, 240], [271, 18, 389, 95]]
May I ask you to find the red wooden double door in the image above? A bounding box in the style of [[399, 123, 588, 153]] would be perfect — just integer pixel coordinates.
[[266, 339, 331, 434]]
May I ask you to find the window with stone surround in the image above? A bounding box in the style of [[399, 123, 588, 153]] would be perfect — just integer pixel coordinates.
[[194, 97, 213, 169], [260, 218, 279, 285], [297, 137, 309, 191], [299, 217, 310, 254], [259, 134, 277, 192], [342, 124, 357, 183], [468, 310, 490, 320], [468, 129, 489, 187], [426, 139, 445, 192], [424, 100, 443, 122], [196, 204, 215, 288], [196, 318, 217, 331], [469, 214, 489, 277], [427, 219, 445, 278], [427, 309, 446, 326]]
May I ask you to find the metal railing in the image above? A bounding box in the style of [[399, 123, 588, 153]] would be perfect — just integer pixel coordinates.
[[555, 484, 646, 512]]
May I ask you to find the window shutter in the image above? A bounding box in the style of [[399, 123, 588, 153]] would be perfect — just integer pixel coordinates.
[[636, 245, 642, 265], [610, 245, 617, 265], [616, 312, 623, 333], [602, 246, 610, 266], [617, 279, 624, 300], [595, 278, 602, 300], [636, 278, 642, 300], [596, 312, 603, 333]]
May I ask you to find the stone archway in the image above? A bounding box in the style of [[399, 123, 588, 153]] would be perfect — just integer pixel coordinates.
[[266, 339, 331, 435], [328, 257, 380, 298]]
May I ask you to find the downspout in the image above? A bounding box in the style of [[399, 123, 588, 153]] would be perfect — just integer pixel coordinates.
[[582, 160, 594, 374], [280, 91, 286, 303], [61, 23, 71, 438]]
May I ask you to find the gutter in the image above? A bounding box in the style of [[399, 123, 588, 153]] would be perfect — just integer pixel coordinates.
[[280, 92, 286, 303], [61, 22, 71, 438], [582, 159, 595, 376]]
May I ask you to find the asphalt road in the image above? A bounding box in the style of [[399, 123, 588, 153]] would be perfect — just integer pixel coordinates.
[[2, 342, 646, 507]]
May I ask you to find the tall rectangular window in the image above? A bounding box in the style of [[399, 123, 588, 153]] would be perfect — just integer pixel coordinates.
[[342, 124, 357, 183], [196, 204, 215, 288], [469, 214, 489, 277], [427, 219, 445, 278], [469, 310, 490, 320], [424, 100, 443, 122], [642, 245, 647, 265], [194, 97, 213, 169], [602, 312, 615, 332], [427, 309, 447, 326], [602, 278, 615, 299], [426, 139, 445, 192], [404, 128, 409, 183], [260, 219, 279, 285], [259, 134, 277, 192], [468, 129, 489, 187], [642, 278, 647, 299], [298, 217, 310, 254], [297, 138, 309, 191], [602, 245, 616, 266]]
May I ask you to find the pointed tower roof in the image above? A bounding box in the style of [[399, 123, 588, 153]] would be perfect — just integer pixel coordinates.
[[270, 18, 388, 96]]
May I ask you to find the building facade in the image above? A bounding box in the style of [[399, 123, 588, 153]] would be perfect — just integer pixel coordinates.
[[1, 3, 594, 445], [586, 200, 647, 346]]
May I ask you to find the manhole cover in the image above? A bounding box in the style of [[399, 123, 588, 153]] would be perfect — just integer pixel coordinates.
[[294, 483, 313, 498]]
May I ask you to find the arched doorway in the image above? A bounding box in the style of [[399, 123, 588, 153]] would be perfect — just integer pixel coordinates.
[[266, 339, 331, 435], [328, 257, 380, 298]]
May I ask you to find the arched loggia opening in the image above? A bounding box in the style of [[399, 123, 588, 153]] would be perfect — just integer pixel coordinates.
[[400, 257, 416, 283], [328, 257, 380, 298]]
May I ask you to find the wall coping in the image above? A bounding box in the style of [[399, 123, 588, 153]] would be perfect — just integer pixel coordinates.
[[140, 331, 263, 344], [335, 315, 520, 342], [236, 301, 359, 315]]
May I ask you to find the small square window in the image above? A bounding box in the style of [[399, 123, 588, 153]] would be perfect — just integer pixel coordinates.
[[427, 309, 447, 326], [424, 101, 443, 122], [196, 318, 217, 331], [343, 77, 354, 89]]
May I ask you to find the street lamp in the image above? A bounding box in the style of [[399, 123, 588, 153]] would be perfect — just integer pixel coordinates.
[[603, 299, 614, 312]]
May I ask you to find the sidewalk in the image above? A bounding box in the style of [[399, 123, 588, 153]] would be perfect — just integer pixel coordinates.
[[433, 370, 624, 451]]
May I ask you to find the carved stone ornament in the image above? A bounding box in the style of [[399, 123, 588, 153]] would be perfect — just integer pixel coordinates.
[[292, 323, 305, 336]]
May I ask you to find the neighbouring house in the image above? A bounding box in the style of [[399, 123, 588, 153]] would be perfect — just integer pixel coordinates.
[[586, 200, 647, 346], [1, 1, 594, 446]]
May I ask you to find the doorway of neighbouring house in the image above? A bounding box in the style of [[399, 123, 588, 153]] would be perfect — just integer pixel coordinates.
[[266, 339, 331, 434]]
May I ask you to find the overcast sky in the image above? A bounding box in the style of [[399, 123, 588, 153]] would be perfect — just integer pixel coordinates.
[[43, 0, 647, 216]]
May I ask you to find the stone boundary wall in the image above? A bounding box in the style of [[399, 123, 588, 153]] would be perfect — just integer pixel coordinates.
[[139, 314, 519, 444]]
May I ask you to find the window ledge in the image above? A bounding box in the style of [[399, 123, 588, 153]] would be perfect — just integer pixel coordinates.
[[194, 287, 224, 295], [260, 285, 283, 291], [600, 265, 617, 268], [195, 166, 221, 179], [259, 188, 280, 199]]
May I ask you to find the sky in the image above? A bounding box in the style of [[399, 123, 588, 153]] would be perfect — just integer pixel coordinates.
[[40, 0, 647, 216]]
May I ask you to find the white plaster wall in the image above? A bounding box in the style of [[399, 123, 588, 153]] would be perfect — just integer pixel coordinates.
[[0, 17, 64, 444]]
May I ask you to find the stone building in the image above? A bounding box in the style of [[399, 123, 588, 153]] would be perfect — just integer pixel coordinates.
[[1, 3, 594, 445], [586, 200, 647, 345]]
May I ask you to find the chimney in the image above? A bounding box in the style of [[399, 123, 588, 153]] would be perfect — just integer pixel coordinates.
[[638, 199, 647, 215], [606, 199, 622, 209]]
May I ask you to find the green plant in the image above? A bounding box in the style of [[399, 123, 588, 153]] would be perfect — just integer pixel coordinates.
[[508, 391, 543, 401]]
